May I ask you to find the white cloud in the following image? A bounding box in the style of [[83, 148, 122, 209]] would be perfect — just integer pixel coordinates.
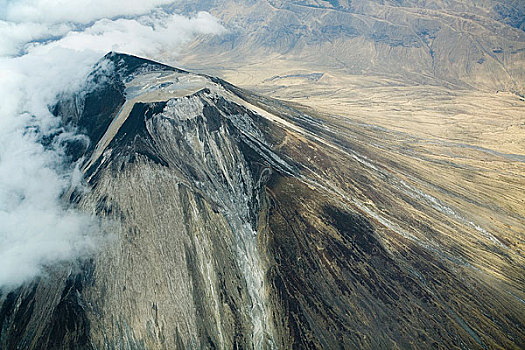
[[42, 11, 225, 57], [1, 0, 175, 24], [0, 20, 72, 56], [0, 1, 225, 289]]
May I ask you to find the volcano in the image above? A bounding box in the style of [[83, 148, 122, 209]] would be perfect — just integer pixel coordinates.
[[0, 53, 523, 349]]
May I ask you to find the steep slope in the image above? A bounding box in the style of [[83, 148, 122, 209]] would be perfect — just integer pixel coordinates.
[[0, 53, 523, 349]]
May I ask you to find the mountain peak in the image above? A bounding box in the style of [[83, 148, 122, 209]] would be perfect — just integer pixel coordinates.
[[101, 51, 187, 81]]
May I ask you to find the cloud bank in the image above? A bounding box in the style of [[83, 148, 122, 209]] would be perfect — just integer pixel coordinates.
[[0, 0, 225, 289]]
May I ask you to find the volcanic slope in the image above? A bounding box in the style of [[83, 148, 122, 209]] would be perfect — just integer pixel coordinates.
[[0, 53, 523, 349]]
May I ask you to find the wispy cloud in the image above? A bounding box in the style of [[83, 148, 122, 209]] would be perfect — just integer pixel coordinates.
[[0, 0, 225, 289]]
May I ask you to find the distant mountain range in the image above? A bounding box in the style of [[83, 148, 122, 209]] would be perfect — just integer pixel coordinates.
[[173, 0, 524, 95]]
